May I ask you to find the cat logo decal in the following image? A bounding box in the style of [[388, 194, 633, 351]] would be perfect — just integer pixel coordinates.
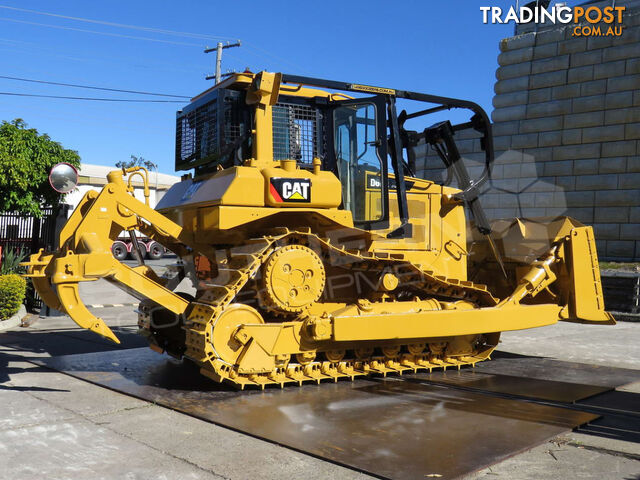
[[269, 178, 311, 203]]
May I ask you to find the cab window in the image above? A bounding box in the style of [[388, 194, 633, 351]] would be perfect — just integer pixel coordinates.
[[333, 103, 384, 223]]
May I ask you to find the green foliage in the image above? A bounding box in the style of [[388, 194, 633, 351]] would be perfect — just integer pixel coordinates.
[[116, 154, 157, 171], [0, 274, 26, 320], [600, 262, 640, 272], [0, 247, 27, 275], [0, 119, 81, 217]]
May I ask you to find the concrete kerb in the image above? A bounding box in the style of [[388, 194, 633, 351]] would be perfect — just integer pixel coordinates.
[[0, 304, 27, 332], [611, 311, 640, 322]]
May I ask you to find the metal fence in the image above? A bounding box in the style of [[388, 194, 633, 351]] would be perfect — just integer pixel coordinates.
[[602, 271, 640, 317], [0, 205, 68, 310], [0, 208, 56, 253]]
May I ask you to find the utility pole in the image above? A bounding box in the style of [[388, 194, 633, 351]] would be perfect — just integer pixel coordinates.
[[204, 40, 241, 84]]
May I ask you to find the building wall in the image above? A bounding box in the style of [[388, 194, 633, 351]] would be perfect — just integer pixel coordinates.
[[64, 184, 166, 211], [417, 1, 640, 261], [63, 163, 180, 214]]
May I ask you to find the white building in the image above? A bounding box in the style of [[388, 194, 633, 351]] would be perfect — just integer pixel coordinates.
[[64, 163, 181, 213]]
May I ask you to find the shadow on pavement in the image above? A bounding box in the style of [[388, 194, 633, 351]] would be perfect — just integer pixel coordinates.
[[0, 351, 69, 392], [0, 320, 146, 391], [0, 324, 147, 358]]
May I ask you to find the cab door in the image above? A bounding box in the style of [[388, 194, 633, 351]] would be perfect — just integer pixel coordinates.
[[328, 96, 389, 231]]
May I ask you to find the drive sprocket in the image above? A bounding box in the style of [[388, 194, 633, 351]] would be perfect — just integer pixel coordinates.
[[259, 244, 325, 314]]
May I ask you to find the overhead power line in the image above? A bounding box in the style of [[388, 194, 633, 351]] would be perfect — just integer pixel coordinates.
[[0, 4, 310, 74], [0, 37, 205, 75], [0, 5, 307, 73], [0, 92, 185, 103], [0, 74, 191, 98], [0, 5, 235, 41], [0, 17, 202, 46]]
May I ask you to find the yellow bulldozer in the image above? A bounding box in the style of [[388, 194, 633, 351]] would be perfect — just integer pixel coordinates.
[[23, 71, 614, 389]]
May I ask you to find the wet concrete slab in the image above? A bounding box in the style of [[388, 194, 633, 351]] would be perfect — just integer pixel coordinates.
[[415, 352, 640, 404], [474, 351, 640, 389], [417, 369, 610, 403], [36, 348, 600, 480]]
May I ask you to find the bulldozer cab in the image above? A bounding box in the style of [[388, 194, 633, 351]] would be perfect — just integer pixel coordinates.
[[173, 72, 497, 241], [331, 98, 387, 228]]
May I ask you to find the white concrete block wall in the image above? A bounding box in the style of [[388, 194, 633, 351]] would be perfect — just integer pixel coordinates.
[[417, 2, 640, 261]]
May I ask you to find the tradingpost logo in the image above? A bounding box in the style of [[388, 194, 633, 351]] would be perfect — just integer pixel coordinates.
[[481, 3, 626, 37]]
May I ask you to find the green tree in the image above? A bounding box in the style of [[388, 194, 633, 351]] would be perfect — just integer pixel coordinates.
[[116, 155, 157, 172], [0, 119, 81, 217]]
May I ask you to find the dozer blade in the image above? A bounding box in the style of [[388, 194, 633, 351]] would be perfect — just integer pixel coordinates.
[[470, 219, 615, 325], [567, 226, 615, 324]]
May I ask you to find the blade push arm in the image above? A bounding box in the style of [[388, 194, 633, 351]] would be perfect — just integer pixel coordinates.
[[421, 121, 507, 277]]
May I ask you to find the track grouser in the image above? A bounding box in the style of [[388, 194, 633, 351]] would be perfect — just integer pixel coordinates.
[[24, 72, 615, 388]]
